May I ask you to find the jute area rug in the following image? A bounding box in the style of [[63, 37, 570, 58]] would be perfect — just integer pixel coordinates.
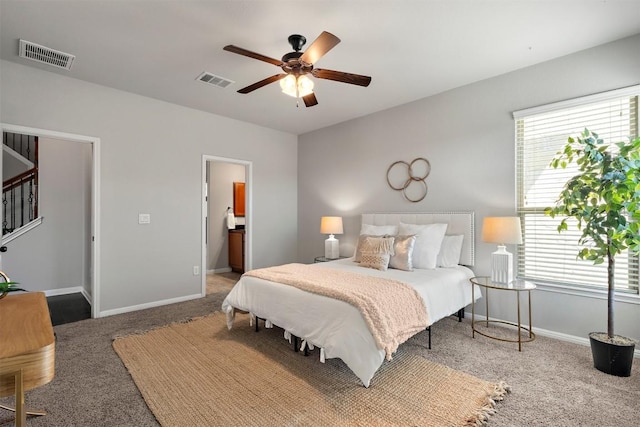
[[113, 312, 509, 427]]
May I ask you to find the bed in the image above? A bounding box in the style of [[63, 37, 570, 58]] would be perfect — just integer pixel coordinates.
[[222, 212, 480, 387]]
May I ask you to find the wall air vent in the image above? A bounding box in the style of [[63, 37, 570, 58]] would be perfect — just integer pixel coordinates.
[[19, 39, 75, 70], [196, 71, 234, 88]]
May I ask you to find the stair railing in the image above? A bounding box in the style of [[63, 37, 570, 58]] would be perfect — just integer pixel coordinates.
[[3, 167, 38, 235]]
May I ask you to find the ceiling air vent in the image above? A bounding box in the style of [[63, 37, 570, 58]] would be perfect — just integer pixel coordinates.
[[196, 72, 234, 88], [19, 39, 75, 70]]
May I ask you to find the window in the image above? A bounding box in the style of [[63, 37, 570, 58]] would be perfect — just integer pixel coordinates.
[[514, 86, 639, 293]]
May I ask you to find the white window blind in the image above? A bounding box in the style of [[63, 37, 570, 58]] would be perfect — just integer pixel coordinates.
[[514, 86, 639, 292]]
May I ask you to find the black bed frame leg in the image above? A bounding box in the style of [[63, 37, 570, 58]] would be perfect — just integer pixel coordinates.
[[291, 336, 310, 356], [426, 326, 432, 350], [457, 308, 464, 322], [255, 316, 261, 332]]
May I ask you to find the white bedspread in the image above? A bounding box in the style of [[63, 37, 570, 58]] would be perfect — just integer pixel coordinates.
[[221, 258, 479, 387]]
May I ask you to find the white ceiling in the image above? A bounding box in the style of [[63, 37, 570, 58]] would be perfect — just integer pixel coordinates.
[[1, 1, 639, 135]]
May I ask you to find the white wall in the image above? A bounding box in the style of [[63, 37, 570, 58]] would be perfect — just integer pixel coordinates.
[[207, 161, 245, 271], [0, 59, 298, 316], [297, 34, 640, 341], [2, 137, 91, 293]]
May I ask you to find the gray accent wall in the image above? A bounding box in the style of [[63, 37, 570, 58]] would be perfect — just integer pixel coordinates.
[[1, 59, 298, 315], [297, 34, 640, 341]]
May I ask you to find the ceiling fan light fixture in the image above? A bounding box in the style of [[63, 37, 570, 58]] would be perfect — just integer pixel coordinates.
[[280, 74, 313, 98], [280, 74, 297, 97], [297, 75, 314, 97]]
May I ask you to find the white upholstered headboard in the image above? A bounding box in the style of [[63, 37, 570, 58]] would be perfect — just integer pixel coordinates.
[[361, 212, 475, 267]]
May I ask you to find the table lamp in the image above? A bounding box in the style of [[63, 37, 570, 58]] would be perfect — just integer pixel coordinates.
[[320, 216, 343, 259], [482, 216, 523, 284]]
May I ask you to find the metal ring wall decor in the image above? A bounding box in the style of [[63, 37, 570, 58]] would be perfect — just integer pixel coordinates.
[[386, 157, 431, 202]]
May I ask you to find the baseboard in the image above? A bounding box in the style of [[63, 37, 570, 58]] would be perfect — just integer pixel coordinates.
[[211, 267, 232, 274], [44, 286, 91, 305], [81, 287, 92, 303], [98, 293, 202, 318], [464, 311, 640, 359]]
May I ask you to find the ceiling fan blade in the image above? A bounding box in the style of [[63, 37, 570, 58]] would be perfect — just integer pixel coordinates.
[[223, 45, 283, 66], [312, 68, 372, 87], [299, 31, 340, 65], [237, 74, 288, 94], [303, 92, 318, 107]]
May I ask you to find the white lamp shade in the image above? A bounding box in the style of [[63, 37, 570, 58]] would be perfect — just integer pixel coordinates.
[[320, 216, 343, 235], [482, 217, 523, 245]]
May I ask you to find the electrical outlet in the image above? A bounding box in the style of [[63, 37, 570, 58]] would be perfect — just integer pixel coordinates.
[[193, 266, 200, 276]]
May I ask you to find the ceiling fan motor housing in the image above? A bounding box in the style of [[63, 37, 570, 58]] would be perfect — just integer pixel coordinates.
[[287, 34, 306, 51], [281, 51, 313, 75]]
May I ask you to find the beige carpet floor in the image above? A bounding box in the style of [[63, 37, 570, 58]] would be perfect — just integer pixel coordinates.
[[1, 278, 638, 426], [113, 312, 509, 426], [206, 272, 240, 295]]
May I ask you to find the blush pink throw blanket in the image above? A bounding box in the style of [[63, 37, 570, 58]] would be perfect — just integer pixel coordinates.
[[244, 263, 428, 360]]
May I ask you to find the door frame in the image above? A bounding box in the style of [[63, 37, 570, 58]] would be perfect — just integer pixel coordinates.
[[201, 155, 252, 295], [0, 123, 101, 317]]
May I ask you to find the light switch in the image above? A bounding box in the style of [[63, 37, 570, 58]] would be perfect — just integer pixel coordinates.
[[138, 213, 151, 224]]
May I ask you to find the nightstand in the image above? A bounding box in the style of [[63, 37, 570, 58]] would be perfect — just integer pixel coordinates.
[[469, 276, 536, 351]]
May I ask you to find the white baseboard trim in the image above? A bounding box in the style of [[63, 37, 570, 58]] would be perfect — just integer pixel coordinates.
[[44, 286, 83, 297], [98, 293, 202, 318], [464, 311, 640, 358], [211, 267, 232, 274], [44, 286, 91, 304]]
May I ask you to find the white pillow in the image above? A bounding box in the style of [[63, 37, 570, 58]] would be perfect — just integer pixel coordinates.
[[397, 223, 448, 269], [360, 224, 398, 236], [437, 235, 464, 268]]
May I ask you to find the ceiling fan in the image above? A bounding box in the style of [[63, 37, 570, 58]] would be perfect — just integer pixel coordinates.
[[223, 31, 371, 107]]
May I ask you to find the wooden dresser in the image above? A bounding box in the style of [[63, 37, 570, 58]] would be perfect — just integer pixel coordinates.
[[229, 229, 245, 273], [0, 292, 55, 426]]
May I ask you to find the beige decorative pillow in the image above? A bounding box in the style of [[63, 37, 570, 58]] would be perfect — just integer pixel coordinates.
[[358, 236, 395, 270], [360, 251, 391, 271], [389, 235, 417, 271], [353, 224, 399, 261], [354, 235, 395, 262], [354, 234, 374, 262], [362, 235, 395, 253]]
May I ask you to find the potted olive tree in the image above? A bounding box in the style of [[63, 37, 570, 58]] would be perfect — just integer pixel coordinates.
[[545, 129, 640, 376]]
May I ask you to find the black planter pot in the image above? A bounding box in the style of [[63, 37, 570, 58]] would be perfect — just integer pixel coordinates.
[[589, 332, 635, 377]]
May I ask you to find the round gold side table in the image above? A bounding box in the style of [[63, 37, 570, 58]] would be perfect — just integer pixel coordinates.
[[469, 276, 536, 351]]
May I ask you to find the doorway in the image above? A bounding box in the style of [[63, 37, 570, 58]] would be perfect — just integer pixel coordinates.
[[201, 155, 251, 296], [0, 123, 101, 317]]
